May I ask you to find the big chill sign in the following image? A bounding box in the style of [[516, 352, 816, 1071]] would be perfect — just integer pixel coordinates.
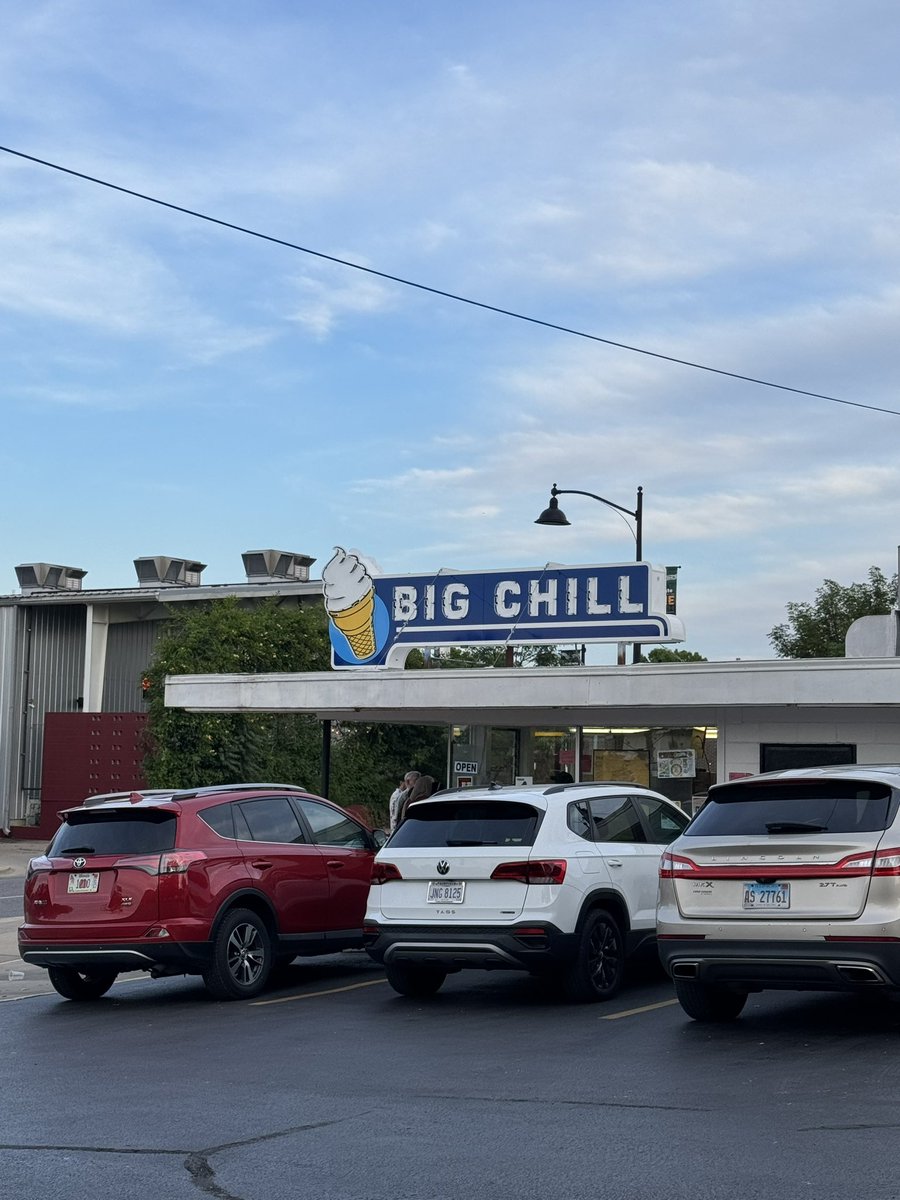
[[323, 550, 685, 669]]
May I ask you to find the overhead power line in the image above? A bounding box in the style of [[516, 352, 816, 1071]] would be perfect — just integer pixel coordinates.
[[1, 142, 897, 418]]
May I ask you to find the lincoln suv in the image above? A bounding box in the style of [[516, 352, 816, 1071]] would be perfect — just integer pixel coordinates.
[[364, 781, 690, 1001], [658, 764, 900, 1021], [18, 784, 384, 1001]]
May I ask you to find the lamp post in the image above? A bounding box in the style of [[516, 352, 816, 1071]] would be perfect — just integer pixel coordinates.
[[535, 483, 644, 664]]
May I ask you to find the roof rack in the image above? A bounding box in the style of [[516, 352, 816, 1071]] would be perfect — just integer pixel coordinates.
[[169, 782, 308, 801]]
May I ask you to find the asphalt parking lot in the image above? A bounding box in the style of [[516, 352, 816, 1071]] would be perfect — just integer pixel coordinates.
[[5, 947, 900, 1200], [6, 838, 900, 1200]]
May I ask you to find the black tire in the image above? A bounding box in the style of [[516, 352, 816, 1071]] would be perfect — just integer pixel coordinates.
[[674, 978, 748, 1022], [560, 909, 624, 1002], [384, 962, 447, 997], [47, 966, 118, 1001], [202, 908, 272, 1001]]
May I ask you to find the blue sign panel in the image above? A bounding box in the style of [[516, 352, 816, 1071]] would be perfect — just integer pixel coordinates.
[[323, 549, 685, 669]]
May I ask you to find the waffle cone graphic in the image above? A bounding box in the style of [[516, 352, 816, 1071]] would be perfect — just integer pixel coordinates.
[[331, 587, 376, 659]]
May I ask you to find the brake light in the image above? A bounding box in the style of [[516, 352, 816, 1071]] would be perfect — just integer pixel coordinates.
[[659, 852, 699, 878], [159, 850, 207, 875], [371, 861, 402, 884], [490, 860, 567, 885], [25, 857, 51, 881]]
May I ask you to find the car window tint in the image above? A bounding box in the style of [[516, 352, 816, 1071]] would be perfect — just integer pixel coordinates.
[[685, 781, 896, 837], [233, 804, 253, 840], [635, 796, 689, 844], [49, 811, 177, 856], [389, 800, 540, 848], [199, 803, 236, 839], [568, 800, 592, 841], [294, 799, 369, 848], [587, 797, 646, 844], [237, 797, 307, 844]]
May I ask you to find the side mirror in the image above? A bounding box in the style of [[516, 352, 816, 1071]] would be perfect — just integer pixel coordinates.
[[372, 828, 388, 849]]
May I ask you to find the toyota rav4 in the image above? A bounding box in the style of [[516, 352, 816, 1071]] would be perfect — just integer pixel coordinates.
[[18, 783, 384, 1001]]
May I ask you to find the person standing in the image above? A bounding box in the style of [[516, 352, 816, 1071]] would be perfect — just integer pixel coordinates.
[[397, 774, 436, 825], [390, 770, 420, 832]]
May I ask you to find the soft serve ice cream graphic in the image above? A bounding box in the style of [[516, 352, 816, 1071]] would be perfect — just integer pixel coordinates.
[[322, 547, 380, 661]]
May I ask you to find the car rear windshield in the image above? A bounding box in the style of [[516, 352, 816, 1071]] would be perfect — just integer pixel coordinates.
[[49, 810, 178, 856], [685, 781, 897, 837], [389, 800, 541, 848]]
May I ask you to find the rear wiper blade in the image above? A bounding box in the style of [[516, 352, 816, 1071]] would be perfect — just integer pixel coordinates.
[[58, 846, 96, 855], [445, 839, 498, 846], [764, 822, 828, 833]]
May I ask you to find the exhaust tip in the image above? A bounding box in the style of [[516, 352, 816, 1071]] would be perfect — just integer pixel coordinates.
[[671, 962, 699, 979], [836, 963, 884, 984]]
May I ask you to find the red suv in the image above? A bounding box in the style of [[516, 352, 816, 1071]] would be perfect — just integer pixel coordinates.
[[18, 784, 385, 1001]]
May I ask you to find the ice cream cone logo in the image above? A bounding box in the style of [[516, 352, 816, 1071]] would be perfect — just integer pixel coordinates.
[[323, 547, 378, 661]]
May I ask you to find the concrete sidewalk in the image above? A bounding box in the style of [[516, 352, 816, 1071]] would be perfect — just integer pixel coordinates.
[[0, 837, 54, 1002]]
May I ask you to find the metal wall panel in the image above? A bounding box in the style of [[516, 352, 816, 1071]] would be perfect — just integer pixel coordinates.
[[0, 607, 22, 830], [102, 619, 166, 712], [18, 607, 87, 823]]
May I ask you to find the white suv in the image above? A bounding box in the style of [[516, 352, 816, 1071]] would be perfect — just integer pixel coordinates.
[[658, 764, 900, 1022], [364, 782, 690, 1001]]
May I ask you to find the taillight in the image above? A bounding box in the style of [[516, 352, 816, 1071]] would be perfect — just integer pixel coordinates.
[[659, 852, 699, 878], [873, 848, 900, 876], [371, 861, 403, 884], [490, 860, 567, 885], [159, 850, 207, 875], [25, 857, 51, 881]]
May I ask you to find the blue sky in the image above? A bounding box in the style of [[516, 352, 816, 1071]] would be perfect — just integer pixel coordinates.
[[3, 1, 900, 661]]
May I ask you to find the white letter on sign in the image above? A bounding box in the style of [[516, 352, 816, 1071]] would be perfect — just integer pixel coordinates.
[[618, 575, 642, 614], [443, 583, 469, 620], [494, 581, 521, 618], [586, 578, 611, 615], [393, 586, 417, 621], [528, 579, 558, 616]]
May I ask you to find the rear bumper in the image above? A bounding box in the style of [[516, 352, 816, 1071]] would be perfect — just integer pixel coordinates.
[[17, 939, 211, 975], [658, 936, 900, 992], [363, 922, 577, 972]]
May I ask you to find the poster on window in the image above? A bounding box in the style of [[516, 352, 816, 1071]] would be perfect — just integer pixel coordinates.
[[656, 749, 696, 779]]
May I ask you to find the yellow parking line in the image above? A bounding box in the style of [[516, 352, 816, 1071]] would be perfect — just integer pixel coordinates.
[[251, 977, 389, 1006], [602, 998, 679, 1020]]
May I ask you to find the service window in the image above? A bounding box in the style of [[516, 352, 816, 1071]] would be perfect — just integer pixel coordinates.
[[634, 796, 689, 844], [587, 796, 646, 843], [294, 798, 369, 849], [237, 797, 307, 844]]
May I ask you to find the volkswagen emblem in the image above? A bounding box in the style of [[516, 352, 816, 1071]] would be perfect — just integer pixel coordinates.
[[436, 860, 450, 875], [73, 857, 86, 869]]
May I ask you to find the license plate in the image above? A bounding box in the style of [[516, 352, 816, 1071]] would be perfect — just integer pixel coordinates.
[[427, 881, 465, 904], [742, 881, 790, 910], [67, 872, 99, 894]]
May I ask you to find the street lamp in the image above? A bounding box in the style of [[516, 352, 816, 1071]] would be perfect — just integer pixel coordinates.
[[535, 483, 644, 663]]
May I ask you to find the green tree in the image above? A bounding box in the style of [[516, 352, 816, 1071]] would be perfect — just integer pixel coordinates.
[[433, 645, 581, 668], [768, 567, 897, 658], [142, 597, 330, 789], [637, 648, 707, 663]]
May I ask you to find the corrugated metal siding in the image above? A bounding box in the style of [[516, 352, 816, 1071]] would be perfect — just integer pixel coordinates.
[[0, 607, 22, 830], [19, 607, 86, 822], [102, 619, 167, 712]]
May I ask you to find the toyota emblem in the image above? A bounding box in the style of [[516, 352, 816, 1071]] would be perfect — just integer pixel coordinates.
[[73, 857, 86, 869], [436, 860, 450, 875]]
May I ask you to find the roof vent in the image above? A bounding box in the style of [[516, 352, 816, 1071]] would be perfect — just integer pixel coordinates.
[[16, 563, 87, 594], [133, 556, 207, 588], [241, 549, 316, 584]]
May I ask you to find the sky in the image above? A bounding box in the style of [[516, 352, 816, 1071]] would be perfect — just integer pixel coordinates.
[[2, 0, 900, 662]]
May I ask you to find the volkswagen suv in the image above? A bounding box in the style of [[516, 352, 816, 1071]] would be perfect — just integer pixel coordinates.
[[658, 764, 900, 1021], [364, 782, 689, 1001], [18, 783, 384, 1002]]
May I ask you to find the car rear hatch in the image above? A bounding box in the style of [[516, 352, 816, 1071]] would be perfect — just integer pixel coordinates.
[[666, 778, 898, 920], [375, 798, 544, 923], [25, 805, 178, 937]]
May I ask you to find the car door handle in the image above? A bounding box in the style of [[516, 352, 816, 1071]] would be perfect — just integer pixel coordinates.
[[607, 859, 623, 868], [326, 859, 345, 869], [251, 860, 273, 870]]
